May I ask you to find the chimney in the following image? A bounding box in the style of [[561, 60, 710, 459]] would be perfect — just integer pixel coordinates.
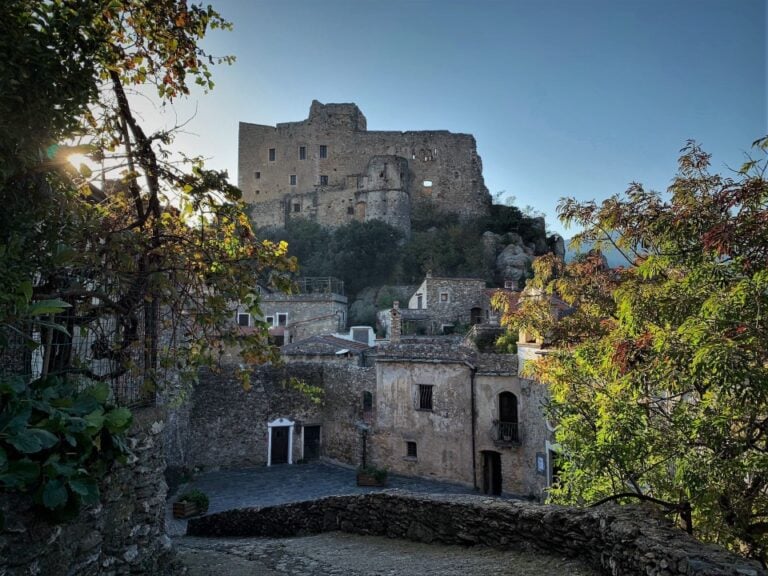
[[390, 301, 401, 343]]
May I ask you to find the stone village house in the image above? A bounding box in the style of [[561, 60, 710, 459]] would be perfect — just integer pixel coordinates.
[[170, 287, 559, 499]]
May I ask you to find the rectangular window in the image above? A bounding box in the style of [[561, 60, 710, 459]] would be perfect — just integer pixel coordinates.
[[406, 441, 417, 458], [440, 292, 449, 303], [319, 145, 327, 159], [265, 316, 274, 326], [254, 171, 261, 179], [417, 384, 433, 410], [237, 312, 251, 327], [277, 313, 288, 326], [290, 174, 297, 185], [299, 146, 306, 160], [269, 148, 276, 161], [320, 175, 328, 186], [347, 206, 354, 215], [293, 203, 300, 213]]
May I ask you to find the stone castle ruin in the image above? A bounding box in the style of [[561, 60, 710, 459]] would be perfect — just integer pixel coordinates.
[[238, 100, 492, 235]]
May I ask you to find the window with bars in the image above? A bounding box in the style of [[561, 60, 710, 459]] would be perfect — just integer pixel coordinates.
[[319, 144, 327, 159], [268, 148, 276, 161], [237, 312, 251, 327], [320, 175, 328, 186], [299, 146, 306, 160], [406, 441, 417, 458], [417, 384, 433, 410]]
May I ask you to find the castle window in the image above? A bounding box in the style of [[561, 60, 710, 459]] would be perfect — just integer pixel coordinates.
[[237, 312, 251, 327], [290, 174, 297, 185], [406, 441, 418, 459], [319, 145, 327, 159], [269, 148, 276, 162], [347, 206, 354, 215], [255, 190, 260, 195], [254, 171, 261, 179], [320, 175, 328, 186], [299, 146, 306, 160], [423, 180, 433, 187], [277, 313, 288, 326], [417, 384, 433, 411], [293, 203, 300, 213], [363, 391, 373, 413]]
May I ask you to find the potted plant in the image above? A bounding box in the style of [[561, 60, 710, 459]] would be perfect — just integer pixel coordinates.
[[356, 465, 388, 487], [173, 489, 210, 519]]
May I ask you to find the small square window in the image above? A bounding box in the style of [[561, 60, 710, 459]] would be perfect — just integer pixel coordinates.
[[347, 206, 354, 215], [320, 175, 328, 186], [290, 174, 297, 185], [319, 145, 327, 159], [299, 146, 306, 160], [417, 384, 433, 410], [406, 441, 417, 458], [237, 312, 251, 327], [269, 148, 276, 161], [265, 316, 274, 325], [423, 180, 433, 187], [293, 203, 300, 213], [254, 171, 261, 179], [277, 313, 287, 326], [440, 292, 449, 303]]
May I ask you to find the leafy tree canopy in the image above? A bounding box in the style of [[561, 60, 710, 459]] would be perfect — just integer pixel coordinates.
[[495, 139, 768, 564], [0, 0, 294, 516]]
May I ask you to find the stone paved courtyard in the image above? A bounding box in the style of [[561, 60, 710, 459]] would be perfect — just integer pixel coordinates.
[[167, 461, 480, 536], [169, 462, 599, 575]]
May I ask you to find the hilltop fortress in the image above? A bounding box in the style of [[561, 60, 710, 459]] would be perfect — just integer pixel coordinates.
[[238, 100, 492, 235]]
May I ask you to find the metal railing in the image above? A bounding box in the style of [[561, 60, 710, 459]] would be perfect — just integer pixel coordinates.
[[494, 421, 520, 443]]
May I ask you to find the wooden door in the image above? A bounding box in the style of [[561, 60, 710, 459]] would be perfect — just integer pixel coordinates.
[[271, 426, 289, 464]]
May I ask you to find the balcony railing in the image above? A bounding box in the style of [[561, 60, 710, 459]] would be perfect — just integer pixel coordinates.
[[493, 421, 520, 444]]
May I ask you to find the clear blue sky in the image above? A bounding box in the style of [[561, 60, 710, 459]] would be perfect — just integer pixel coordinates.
[[153, 0, 767, 237]]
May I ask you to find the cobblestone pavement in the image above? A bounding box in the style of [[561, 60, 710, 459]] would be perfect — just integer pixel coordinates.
[[167, 461, 480, 536], [174, 532, 600, 576]]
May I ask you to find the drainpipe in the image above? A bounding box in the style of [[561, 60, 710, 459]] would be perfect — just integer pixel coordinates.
[[470, 365, 478, 490]]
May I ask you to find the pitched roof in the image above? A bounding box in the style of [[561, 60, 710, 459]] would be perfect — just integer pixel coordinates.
[[281, 334, 371, 356]]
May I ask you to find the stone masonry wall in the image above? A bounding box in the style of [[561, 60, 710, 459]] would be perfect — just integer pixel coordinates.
[[0, 407, 170, 576], [167, 363, 375, 471], [187, 492, 765, 576], [239, 100, 491, 232]]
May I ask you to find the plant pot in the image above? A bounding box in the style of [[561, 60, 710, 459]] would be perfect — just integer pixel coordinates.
[[356, 472, 386, 487], [173, 501, 207, 519]]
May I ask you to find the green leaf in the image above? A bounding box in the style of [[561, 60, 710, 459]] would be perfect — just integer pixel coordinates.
[[6, 431, 42, 453], [0, 459, 40, 488], [83, 409, 104, 430], [104, 407, 132, 433], [68, 478, 100, 505], [87, 382, 111, 404], [42, 479, 68, 509], [28, 299, 71, 316]]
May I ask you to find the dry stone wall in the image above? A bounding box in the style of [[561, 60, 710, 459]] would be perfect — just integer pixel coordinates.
[[166, 363, 375, 472], [0, 407, 171, 576], [187, 492, 765, 576]]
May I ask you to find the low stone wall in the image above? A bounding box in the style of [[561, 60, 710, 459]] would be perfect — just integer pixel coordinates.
[[187, 492, 764, 576], [0, 407, 171, 575]]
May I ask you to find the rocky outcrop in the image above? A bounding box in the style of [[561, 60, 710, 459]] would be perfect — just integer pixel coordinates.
[[188, 492, 764, 576]]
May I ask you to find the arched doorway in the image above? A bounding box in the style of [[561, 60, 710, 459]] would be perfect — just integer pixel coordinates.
[[498, 391, 519, 442]]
